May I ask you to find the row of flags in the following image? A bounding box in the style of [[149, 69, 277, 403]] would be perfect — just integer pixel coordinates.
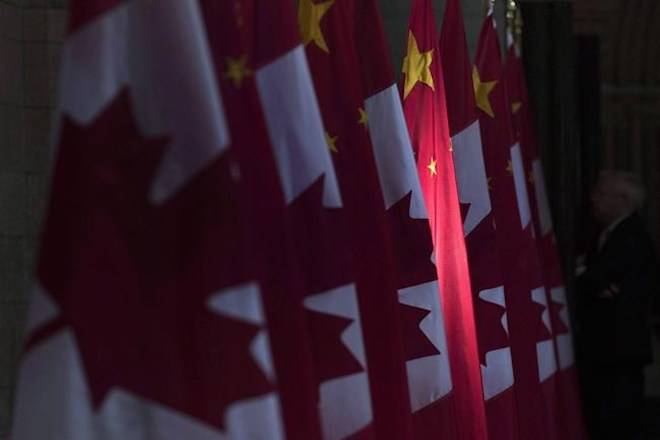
[[10, 0, 586, 439]]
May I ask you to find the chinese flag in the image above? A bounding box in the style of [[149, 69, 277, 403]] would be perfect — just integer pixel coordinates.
[[504, 32, 588, 440], [401, 0, 489, 439], [439, 1, 519, 438], [474, 9, 561, 440]]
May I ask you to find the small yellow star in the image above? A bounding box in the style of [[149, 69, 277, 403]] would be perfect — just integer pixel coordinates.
[[427, 158, 437, 176], [506, 160, 513, 175], [225, 56, 252, 88], [325, 131, 338, 153], [298, 0, 335, 53], [402, 31, 435, 99], [472, 66, 497, 118], [512, 101, 522, 114], [358, 107, 368, 127]]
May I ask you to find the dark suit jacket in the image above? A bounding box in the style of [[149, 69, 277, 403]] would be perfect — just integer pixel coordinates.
[[577, 213, 658, 366]]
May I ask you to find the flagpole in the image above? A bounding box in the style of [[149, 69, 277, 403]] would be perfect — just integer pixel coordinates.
[[506, 0, 523, 50], [515, 5, 524, 50], [484, 0, 495, 17]]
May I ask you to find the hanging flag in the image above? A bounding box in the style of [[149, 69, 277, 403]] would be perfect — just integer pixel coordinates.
[[400, 0, 489, 438], [438, 1, 518, 439], [474, 8, 561, 440], [298, 0, 415, 438], [504, 31, 588, 440], [13, 1, 324, 439]]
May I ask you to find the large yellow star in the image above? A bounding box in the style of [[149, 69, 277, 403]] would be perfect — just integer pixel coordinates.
[[472, 66, 497, 118], [298, 0, 334, 53], [427, 158, 437, 176], [401, 31, 435, 99], [325, 131, 338, 153], [224, 56, 252, 88]]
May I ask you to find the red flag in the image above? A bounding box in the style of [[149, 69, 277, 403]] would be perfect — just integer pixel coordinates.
[[13, 1, 325, 438], [504, 32, 588, 440], [401, 0, 489, 439], [299, 0, 416, 438], [474, 9, 561, 440], [439, 1, 519, 439]]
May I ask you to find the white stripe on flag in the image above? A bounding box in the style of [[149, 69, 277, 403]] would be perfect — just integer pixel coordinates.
[[510, 143, 531, 229], [59, 0, 230, 203], [451, 120, 492, 236], [255, 46, 341, 208], [365, 85, 427, 219]]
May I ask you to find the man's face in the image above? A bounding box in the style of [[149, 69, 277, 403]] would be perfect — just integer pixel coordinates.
[[590, 178, 625, 224]]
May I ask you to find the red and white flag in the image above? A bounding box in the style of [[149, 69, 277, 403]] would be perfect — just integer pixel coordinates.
[[474, 9, 561, 440], [13, 1, 327, 439], [299, 0, 427, 437], [504, 31, 588, 440], [439, 1, 518, 438], [400, 0, 489, 438]]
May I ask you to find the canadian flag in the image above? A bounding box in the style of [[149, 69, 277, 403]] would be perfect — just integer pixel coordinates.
[[474, 8, 561, 440], [504, 30, 588, 440], [439, 1, 517, 439], [13, 1, 328, 439]]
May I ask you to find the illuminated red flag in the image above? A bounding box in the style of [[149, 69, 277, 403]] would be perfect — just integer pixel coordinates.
[[438, 1, 519, 438], [504, 32, 588, 440], [400, 0, 489, 438], [298, 0, 416, 438], [13, 1, 325, 439], [474, 8, 561, 440]]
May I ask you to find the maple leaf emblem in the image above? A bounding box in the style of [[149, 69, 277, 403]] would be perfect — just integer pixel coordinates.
[[475, 297, 509, 365], [398, 303, 440, 360], [287, 176, 370, 390], [385, 192, 441, 361], [549, 295, 569, 335], [385, 191, 437, 289], [29, 89, 272, 430]]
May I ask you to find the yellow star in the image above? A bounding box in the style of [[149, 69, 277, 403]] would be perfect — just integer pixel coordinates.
[[358, 107, 368, 127], [472, 66, 497, 118], [512, 101, 522, 114], [427, 158, 437, 176], [325, 131, 338, 153], [298, 0, 334, 53], [224, 56, 252, 88], [401, 31, 435, 99], [506, 160, 513, 175]]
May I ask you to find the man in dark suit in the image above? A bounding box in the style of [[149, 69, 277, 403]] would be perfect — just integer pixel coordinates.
[[577, 170, 658, 439]]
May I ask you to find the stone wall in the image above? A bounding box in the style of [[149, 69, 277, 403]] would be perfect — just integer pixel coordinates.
[[0, 0, 67, 437]]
